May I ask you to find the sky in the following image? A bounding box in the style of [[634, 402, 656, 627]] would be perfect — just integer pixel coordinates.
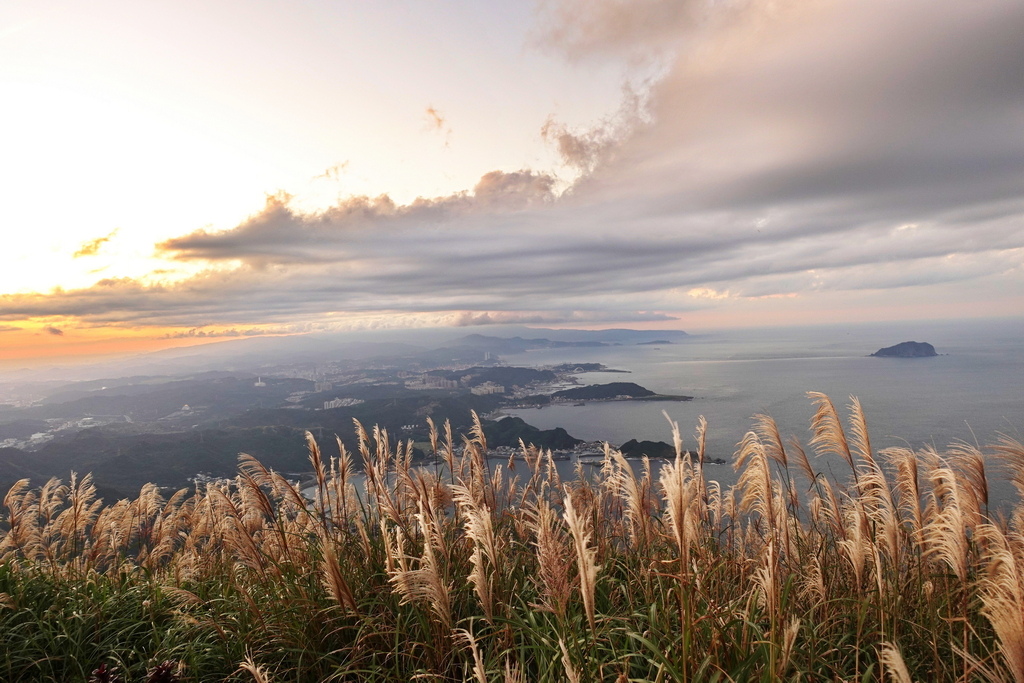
[[1, 0, 1022, 364]]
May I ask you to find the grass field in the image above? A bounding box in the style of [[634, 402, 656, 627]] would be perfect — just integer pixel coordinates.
[[1, 392, 1022, 682]]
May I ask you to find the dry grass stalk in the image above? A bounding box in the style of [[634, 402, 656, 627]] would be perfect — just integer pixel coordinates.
[[1, 479, 40, 561], [208, 485, 267, 575], [694, 414, 708, 465], [817, 473, 847, 542], [426, 415, 439, 458], [659, 451, 698, 571], [454, 484, 498, 621], [889, 447, 924, 541], [839, 500, 871, 590], [992, 436, 1024, 533], [607, 447, 650, 549], [992, 435, 1024, 504], [320, 535, 359, 613], [755, 413, 803, 526], [503, 657, 524, 683], [791, 438, 817, 489], [442, 419, 458, 482], [879, 642, 914, 683], [238, 655, 273, 683], [752, 541, 780, 621], [306, 431, 328, 520], [544, 449, 563, 494], [50, 473, 101, 568], [951, 441, 990, 524], [924, 465, 970, 582], [801, 553, 826, 606], [388, 503, 453, 630], [333, 434, 354, 523], [846, 400, 894, 518], [808, 391, 857, 481], [563, 487, 599, 631], [464, 411, 495, 510], [559, 637, 581, 683], [528, 499, 572, 619], [664, 410, 684, 461], [777, 617, 801, 679], [704, 478, 723, 528], [853, 454, 901, 570], [457, 628, 489, 683], [467, 543, 493, 623], [976, 523, 1024, 683], [847, 397, 874, 471], [754, 413, 789, 470], [735, 431, 777, 540], [358, 421, 404, 528]]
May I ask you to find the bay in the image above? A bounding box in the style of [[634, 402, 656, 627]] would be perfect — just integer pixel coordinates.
[[504, 317, 1024, 503]]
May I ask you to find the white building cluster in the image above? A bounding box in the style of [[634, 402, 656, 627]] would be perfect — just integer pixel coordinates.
[[470, 382, 505, 396], [323, 397, 364, 410]]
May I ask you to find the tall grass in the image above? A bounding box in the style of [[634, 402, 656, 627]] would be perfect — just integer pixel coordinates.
[[1, 395, 1023, 682]]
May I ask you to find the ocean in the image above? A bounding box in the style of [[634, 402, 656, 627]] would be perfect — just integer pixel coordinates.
[[503, 317, 1024, 504]]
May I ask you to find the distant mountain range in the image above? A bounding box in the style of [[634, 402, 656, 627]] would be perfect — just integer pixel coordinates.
[[1, 326, 689, 381], [451, 334, 606, 353], [447, 329, 688, 355]]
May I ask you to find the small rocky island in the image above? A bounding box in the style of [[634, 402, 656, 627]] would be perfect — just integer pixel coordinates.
[[617, 439, 728, 463], [871, 341, 938, 358], [551, 382, 693, 402]]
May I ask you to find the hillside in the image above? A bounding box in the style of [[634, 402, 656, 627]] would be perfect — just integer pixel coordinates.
[[482, 416, 580, 450], [871, 341, 938, 357], [552, 382, 655, 400]]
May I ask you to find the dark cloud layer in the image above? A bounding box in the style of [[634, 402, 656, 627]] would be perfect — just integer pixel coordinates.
[[7, 0, 1024, 330]]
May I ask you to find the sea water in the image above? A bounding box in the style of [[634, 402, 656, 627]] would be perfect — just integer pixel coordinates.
[[504, 317, 1024, 504]]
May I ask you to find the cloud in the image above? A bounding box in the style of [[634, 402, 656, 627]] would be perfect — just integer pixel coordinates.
[[313, 162, 348, 182], [0, 325, 21, 333], [471, 170, 556, 208], [160, 326, 299, 339], [581, 1, 1024, 214], [424, 106, 452, 147], [542, 85, 647, 175], [5, 1, 1024, 332], [534, 0, 700, 61], [73, 229, 118, 258], [156, 171, 557, 266], [687, 288, 730, 300], [43, 326, 63, 336], [425, 106, 446, 132]]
